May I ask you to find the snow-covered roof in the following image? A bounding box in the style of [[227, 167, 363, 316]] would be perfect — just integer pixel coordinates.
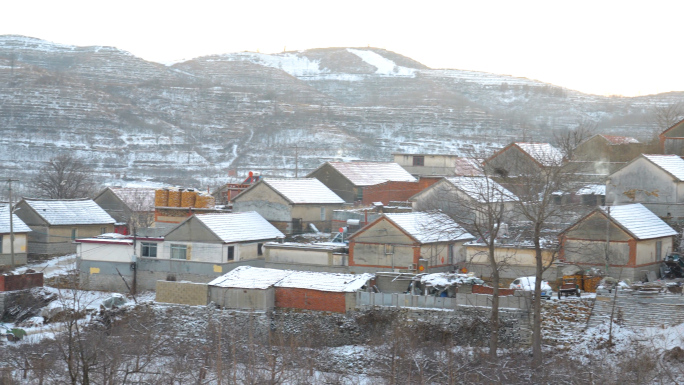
[[208, 266, 294, 289], [642, 154, 684, 181], [194, 212, 285, 243], [22, 199, 115, 226], [384, 212, 474, 243], [577, 184, 606, 195], [599, 135, 639, 145], [599, 203, 677, 240], [0, 206, 31, 233], [324, 162, 417, 186], [444, 176, 516, 203], [515, 142, 564, 166], [274, 271, 375, 292], [263, 179, 344, 204], [105, 187, 157, 211], [420, 272, 483, 288], [452, 158, 483, 176]]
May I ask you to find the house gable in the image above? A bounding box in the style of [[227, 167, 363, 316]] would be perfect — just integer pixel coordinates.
[[351, 217, 416, 245], [164, 216, 224, 243], [607, 156, 678, 204], [307, 163, 357, 202], [233, 181, 291, 206], [14, 201, 49, 227], [564, 211, 632, 242]]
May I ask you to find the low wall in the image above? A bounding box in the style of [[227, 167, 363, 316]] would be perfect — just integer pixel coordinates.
[[155, 280, 209, 306], [0, 273, 43, 291], [0, 254, 28, 267], [471, 285, 516, 296], [275, 287, 349, 313], [209, 286, 275, 310], [356, 291, 531, 311]]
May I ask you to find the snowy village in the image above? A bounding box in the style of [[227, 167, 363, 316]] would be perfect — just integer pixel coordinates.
[[2, 7, 684, 383]]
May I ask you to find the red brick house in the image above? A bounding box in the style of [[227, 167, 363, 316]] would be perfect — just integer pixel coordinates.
[[274, 271, 374, 313]]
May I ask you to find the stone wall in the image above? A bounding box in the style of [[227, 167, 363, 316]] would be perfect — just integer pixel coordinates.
[[155, 280, 209, 306], [0, 273, 43, 291]]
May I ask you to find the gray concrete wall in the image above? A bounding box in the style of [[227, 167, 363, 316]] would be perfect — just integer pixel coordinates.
[[79, 257, 265, 293], [0, 253, 27, 266], [356, 291, 532, 311], [209, 287, 275, 310]]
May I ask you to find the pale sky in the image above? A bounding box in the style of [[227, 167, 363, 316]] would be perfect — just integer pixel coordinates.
[[2, 0, 683, 96]]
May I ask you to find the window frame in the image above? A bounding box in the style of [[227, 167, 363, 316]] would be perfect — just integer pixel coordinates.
[[412, 155, 425, 166], [141, 242, 158, 258], [227, 245, 235, 261], [170, 244, 187, 260]]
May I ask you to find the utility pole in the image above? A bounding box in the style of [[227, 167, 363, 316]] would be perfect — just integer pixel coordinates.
[[7, 179, 19, 268]]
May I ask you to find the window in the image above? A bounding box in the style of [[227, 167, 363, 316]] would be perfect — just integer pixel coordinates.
[[100, 227, 107, 234], [141, 242, 157, 258], [384, 244, 394, 255], [227, 246, 235, 261], [0, 235, 3, 254], [258, 243, 263, 256], [71, 228, 78, 240], [320, 207, 326, 221], [656, 240, 663, 261], [412, 156, 425, 166], [170, 244, 187, 260], [356, 188, 363, 201]]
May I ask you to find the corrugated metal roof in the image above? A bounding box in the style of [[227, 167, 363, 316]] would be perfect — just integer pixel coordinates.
[[108, 187, 157, 211], [23, 199, 115, 226], [515, 143, 564, 166], [208, 266, 294, 289], [600, 203, 677, 240], [264, 178, 344, 204], [326, 162, 417, 186], [385, 212, 474, 243], [642, 154, 684, 181], [0, 205, 31, 233], [444, 176, 516, 203], [194, 212, 285, 243], [275, 271, 375, 292]]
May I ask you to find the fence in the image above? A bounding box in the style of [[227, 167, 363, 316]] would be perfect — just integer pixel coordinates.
[[356, 291, 531, 311]]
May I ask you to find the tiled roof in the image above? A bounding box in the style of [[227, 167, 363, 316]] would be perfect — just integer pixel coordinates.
[[263, 178, 345, 204], [274, 271, 375, 292], [0, 205, 31, 233], [515, 143, 564, 166], [107, 187, 157, 211], [444, 176, 516, 203], [23, 199, 115, 226], [384, 212, 474, 243], [194, 212, 284, 243], [325, 162, 417, 186], [600, 135, 639, 145], [600, 204, 677, 240], [452, 158, 483, 176], [208, 266, 294, 289], [642, 154, 684, 181]]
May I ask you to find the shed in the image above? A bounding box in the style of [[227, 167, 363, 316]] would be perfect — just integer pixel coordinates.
[[0, 205, 32, 266], [274, 271, 374, 313], [208, 266, 294, 310]]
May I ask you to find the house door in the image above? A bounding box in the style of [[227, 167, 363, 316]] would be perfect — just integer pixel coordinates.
[[292, 218, 302, 234]]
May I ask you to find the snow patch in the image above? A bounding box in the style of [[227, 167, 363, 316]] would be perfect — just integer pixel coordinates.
[[346, 49, 416, 77]]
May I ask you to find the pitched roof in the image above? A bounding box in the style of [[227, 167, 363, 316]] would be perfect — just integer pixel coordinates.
[[599, 203, 677, 240], [576, 184, 606, 195], [208, 266, 293, 289], [103, 187, 157, 211], [641, 154, 684, 181], [274, 271, 375, 292], [0, 205, 31, 233], [384, 212, 474, 243], [514, 142, 564, 166], [599, 134, 639, 145], [444, 176, 516, 203], [22, 198, 115, 226], [193, 212, 284, 243], [262, 178, 345, 204], [452, 158, 483, 176], [321, 162, 417, 186]]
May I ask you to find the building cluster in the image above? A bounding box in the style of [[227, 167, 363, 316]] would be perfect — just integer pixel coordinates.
[[3, 119, 684, 312]]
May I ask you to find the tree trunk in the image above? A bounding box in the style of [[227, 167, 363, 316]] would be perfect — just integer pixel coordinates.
[[488, 241, 500, 360], [532, 233, 543, 366]]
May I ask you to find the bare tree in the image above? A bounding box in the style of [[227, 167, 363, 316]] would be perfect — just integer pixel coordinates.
[[553, 119, 596, 159], [490, 145, 582, 366], [415, 169, 517, 360], [651, 103, 684, 140], [30, 154, 96, 199]]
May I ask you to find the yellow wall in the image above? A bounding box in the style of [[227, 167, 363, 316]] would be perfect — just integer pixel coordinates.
[[466, 244, 554, 267]]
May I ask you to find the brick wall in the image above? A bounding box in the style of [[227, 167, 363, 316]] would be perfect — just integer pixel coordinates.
[[275, 287, 347, 313], [0, 273, 43, 291], [471, 284, 515, 296], [362, 178, 440, 206], [155, 280, 208, 306]]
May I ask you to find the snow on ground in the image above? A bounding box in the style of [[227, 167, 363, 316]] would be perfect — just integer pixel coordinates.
[[13, 254, 77, 278], [346, 49, 416, 77], [212, 52, 324, 77]]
